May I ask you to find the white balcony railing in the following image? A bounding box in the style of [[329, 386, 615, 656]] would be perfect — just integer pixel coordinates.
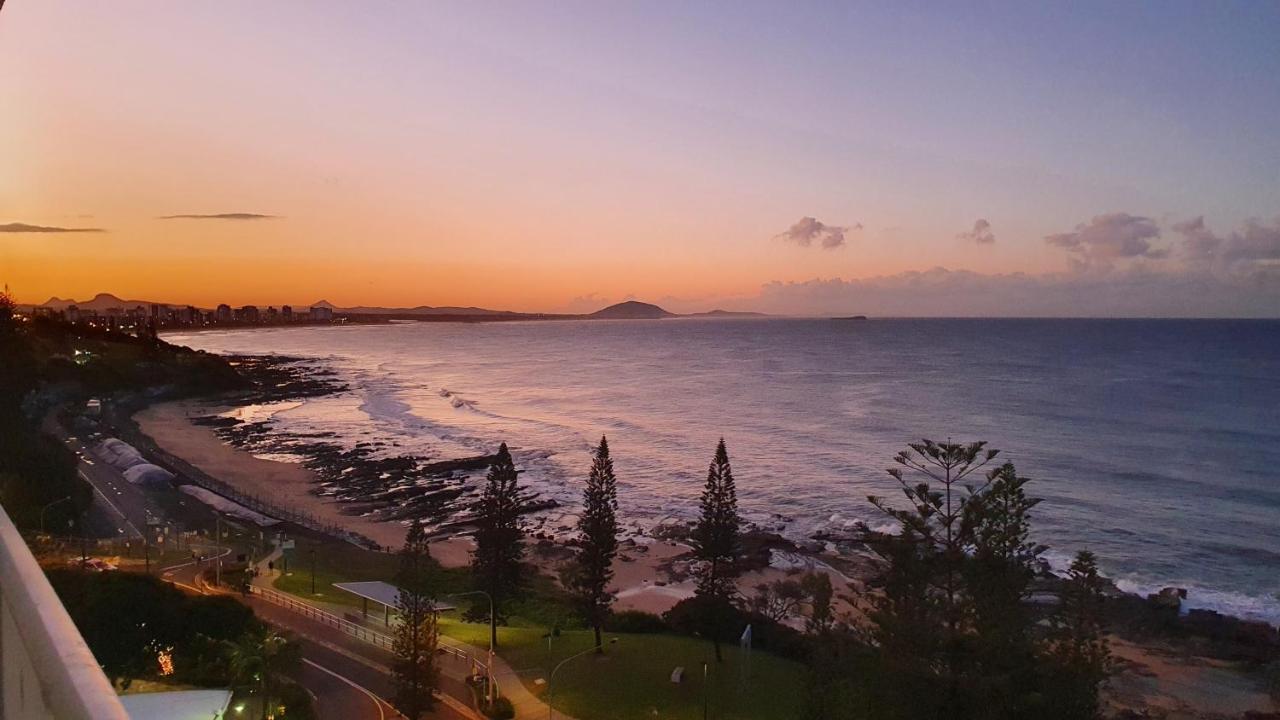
[[0, 503, 130, 720]]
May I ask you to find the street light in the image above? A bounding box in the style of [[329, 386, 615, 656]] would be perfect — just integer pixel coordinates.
[[547, 638, 617, 720], [450, 590, 496, 706], [40, 496, 72, 534]]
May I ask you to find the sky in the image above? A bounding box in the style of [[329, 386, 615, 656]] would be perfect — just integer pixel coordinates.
[[2, 1, 1279, 316]]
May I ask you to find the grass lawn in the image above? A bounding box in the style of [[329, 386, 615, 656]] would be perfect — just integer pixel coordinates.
[[272, 535, 404, 607], [270, 536, 807, 719], [438, 616, 806, 720]]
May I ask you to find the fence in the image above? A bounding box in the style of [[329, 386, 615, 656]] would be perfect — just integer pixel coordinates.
[[249, 585, 480, 668], [104, 402, 380, 549]]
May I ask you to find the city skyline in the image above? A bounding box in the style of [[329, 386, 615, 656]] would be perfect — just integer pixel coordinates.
[[3, 1, 1279, 316]]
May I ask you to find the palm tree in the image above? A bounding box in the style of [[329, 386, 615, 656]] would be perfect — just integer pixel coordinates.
[[225, 628, 301, 720]]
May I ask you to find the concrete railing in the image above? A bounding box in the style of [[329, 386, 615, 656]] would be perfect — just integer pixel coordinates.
[[0, 504, 130, 720]]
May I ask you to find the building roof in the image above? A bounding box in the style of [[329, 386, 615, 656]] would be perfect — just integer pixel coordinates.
[[119, 689, 233, 720], [332, 580, 456, 611]]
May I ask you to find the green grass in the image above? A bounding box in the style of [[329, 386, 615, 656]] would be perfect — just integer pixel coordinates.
[[269, 536, 805, 719], [438, 616, 805, 720], [272, 536, 404, 607]]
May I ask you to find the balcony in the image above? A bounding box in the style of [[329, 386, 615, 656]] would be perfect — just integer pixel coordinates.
[[0, 503, 131, 719]]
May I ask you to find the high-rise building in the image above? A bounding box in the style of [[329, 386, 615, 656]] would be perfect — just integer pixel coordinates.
[[282, 305, 293, 321], [216, 304, 232, 322], [240, 305, 260, 323], [310, 306, 333, 321]]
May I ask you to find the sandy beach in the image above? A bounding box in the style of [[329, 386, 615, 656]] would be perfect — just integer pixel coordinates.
[[134, 399, 479, 563], [133, 398, 862, 617]]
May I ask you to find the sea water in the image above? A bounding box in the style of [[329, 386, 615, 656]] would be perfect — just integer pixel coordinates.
[[167, 318, 1280, 623]]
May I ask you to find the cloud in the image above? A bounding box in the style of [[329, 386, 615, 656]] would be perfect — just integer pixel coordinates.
[[0, 222, 104, 233], [1045, 212, 1167, 269], [755, 266, 1280, 318], [157, 213, 277, 220], [1172, 215, 1280, 285], [957, 218, 995, 244], [774, 216, 858, 249]]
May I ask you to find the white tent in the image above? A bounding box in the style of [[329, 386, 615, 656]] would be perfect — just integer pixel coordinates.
[[122, 464, 175, 488]]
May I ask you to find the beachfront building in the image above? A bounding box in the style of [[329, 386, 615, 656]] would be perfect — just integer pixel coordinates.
[[309, 305, 333, 321], [215, 304, 232, 322]]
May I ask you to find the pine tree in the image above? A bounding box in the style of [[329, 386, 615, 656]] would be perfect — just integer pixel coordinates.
[[393, 519, 439, 720], [963, 462, 1046, 715], [1044, 551, 1110, 719], [471, 442, 525, 650], [691, 438, 742, 662], [569, 436, 620, 652], [866, 440, 1001, 717]]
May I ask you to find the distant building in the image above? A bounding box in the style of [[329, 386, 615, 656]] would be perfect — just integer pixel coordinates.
[[239, 305, 260, 323], [266, 306, 279, 321], [282, 305, 293, 321], [310, 306, 333, 321], [66, 304, 80, 322], [216, 304, 232, 322]]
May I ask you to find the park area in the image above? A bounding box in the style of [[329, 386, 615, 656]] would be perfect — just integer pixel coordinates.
[[272, 535, 806, 720]]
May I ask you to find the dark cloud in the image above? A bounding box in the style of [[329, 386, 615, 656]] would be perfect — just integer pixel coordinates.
[[957, 218, 995, 244], [0, 222, 104, 233], [774, 216, 858, 249], [1045, 212, 1167, 269], [157, 213, 277, 220]]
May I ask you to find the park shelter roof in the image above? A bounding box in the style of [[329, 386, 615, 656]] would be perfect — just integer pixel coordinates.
[[332, 580, 456, 611]]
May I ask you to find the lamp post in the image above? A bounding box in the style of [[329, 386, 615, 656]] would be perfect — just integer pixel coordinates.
[[548, 638, 617, 720], [40, 496, 72, 534], [450, 590, 496, 706]]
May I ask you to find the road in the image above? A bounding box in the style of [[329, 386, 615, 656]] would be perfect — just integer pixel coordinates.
[[49, 411, 471, 719], [163, 551, 471, 719], [43, 413, 157, 540]]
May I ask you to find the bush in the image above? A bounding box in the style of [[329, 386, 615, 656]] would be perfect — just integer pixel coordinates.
[[277, 680, 317, 720], [607, 610, 668, 634], [485, 696, 515, 719]]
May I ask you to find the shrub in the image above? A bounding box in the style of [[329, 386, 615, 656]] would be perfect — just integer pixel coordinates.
[[607, 610, 668, 634], [485, 696, 515, 719]]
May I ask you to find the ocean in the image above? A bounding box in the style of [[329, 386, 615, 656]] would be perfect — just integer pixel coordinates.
[[166, 318, 1280, 623]]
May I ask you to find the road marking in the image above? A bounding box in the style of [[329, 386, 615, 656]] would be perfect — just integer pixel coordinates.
[[79, 469, 143, 538], [302, 658, 387, 720]]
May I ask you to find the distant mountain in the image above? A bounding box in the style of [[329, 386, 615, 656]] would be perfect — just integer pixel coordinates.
[[687, 309, 768, 318], [28, 293, 763, 321], [39, 293, 158, 311], [309, 300, 518, 316], [589, 301, 676, 319]]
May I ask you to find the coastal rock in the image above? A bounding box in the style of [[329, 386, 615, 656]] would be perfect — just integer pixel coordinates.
[[1147, 586, 1187, 611]]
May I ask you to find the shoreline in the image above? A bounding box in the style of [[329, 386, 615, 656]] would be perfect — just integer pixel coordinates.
[[132, 395, 869, 615]]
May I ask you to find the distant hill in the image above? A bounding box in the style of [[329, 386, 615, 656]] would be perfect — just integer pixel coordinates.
[[39, 293, 159, 311], [588, 301, 676, 319], [687, 309, 768, 318], [310, 300, 519, 317], [27, 293, 764, 320]]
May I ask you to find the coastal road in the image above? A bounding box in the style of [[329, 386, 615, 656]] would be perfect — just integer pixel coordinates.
[[43, 413, 157, 540], [163, 562, 469, 720]]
